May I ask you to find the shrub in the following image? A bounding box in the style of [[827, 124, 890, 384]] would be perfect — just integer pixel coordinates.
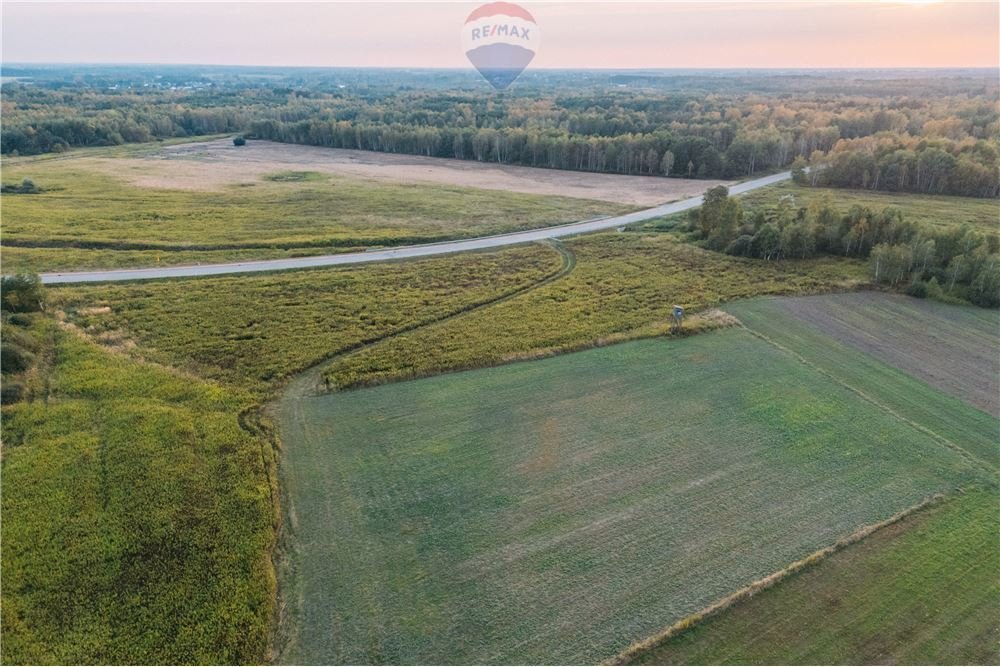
[[7, 313, 33, 327], [1, 344, 34, 374], [1, 381, 24, 405], [1, 274, 44, 313], [725, 234, 754, 257], [907, 280, 929, 299], [1, 178, 41, 194], [968, 263, 1000, 307], [926, 277, 945, 300]]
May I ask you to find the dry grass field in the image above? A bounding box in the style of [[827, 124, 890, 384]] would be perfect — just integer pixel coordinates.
[[84, 139, 731, 205]]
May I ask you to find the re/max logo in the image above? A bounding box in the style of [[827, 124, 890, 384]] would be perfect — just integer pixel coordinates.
[[471, 24, 531, 40]]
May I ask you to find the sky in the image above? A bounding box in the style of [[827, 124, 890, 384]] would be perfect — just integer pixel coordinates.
[[2, 1, 998, 69]]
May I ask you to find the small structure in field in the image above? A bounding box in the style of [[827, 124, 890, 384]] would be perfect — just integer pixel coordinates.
[[671, 305, 684, 333]]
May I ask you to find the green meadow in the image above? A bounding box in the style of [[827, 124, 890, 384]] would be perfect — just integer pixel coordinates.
[[276, 329, 984, 664], [1, 316, 274, 664]]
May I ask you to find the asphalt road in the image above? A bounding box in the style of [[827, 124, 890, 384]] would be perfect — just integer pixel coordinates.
[[39, 170, 791, 284]]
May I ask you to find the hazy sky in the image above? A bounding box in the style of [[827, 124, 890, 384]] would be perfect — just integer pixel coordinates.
[[3, 1, 997, 69]]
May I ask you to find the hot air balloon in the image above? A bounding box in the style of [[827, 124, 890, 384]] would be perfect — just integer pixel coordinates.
[[461, 2, 540, 90]]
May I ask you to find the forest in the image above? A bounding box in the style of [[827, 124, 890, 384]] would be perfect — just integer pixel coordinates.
[[3, 66, 998, 197], [691, 186, 1000, 306]]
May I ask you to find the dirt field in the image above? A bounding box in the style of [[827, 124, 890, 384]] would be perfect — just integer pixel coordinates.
[[86, 139, 730, 205], [732, 293, 1000, 418]]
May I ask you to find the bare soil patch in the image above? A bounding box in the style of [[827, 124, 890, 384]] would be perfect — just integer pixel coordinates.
[[90, 139, 730, 205]]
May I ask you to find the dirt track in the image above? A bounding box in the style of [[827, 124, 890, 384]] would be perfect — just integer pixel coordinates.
[[93, 139, 731, 206]]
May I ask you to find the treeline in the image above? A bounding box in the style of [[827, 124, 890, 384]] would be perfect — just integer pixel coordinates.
[[3, 72, 998, 195], [692, 186, 1000, 306], [798, 132, 1000, 198], [0, 86, 260, 155]]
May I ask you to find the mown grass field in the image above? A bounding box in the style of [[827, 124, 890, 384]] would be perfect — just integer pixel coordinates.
[[627, 489, 999, 665], [276, 328, 984, 664], [1, 150, 627, 272], [726, 295, 1000, 466], [1, 316, 274, 664], [740, 182, 1000, 231]]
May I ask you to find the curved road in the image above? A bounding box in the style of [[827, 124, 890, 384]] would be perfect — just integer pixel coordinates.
[[40, 171, 791, 284]]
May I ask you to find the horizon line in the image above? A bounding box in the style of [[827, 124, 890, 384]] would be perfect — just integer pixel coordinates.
[[4, 62, 998, 71]]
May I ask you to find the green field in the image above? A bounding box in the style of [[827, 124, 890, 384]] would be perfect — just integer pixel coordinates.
[[627, 489, 999, 665], [1, 316, 274, 664], [1, 149, 626, 272], [740, 182, 1000, 232], [276, 328, 984, 664]]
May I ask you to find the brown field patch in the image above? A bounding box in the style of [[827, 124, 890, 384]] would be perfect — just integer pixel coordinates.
[[769, 292, 1000, 417], [86, 139, 731, 205]]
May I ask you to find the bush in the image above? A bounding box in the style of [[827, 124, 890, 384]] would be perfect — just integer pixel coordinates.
[[7, 313, 33, 327], [1, 178, 41, 194], [1, 343, 34, 374], [1, 274, 44, 313], [968, 263, 1000, 307], [725, 234, 754, 257], [907, 280, 929, 299], [1, 381, 24, 405], [926, 277, 944, 300], [233, 135, 247, 147]]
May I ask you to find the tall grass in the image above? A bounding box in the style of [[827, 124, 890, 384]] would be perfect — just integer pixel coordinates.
[[1, 319, 275, 664]]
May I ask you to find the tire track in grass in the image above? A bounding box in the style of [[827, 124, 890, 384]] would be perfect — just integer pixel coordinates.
[[269, 239, 577, 662], [737, 323, 997, 475], [280, 239, 577, 401]]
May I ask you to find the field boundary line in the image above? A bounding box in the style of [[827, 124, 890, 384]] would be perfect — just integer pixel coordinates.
[[738, 323, 997, 474], [606, 492, 951, 666], [325, 308, 740, 394]]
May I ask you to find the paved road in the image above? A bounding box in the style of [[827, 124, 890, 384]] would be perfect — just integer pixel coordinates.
[[39, 171, 791, 284]]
